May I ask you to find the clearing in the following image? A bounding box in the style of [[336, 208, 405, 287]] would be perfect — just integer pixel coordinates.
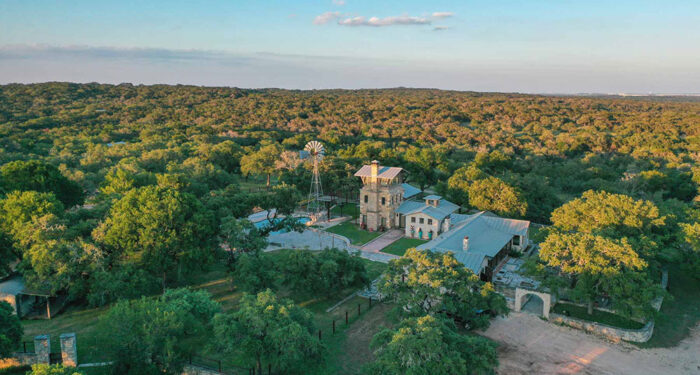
[[481, 312, 700, 375]]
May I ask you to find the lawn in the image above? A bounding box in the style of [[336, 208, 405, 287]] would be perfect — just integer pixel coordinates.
[[380, 238, 427, 256], [19, 249, 388, 373], [551, 303, 645, 330], [638, 265, 700, 348], [325, 221, 381, 246]]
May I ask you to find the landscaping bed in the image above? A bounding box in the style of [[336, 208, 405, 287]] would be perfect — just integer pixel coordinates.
[[551, 302, 645, 330]]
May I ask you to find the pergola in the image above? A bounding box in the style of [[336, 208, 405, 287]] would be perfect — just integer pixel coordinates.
[[0, 276, 56, 319]]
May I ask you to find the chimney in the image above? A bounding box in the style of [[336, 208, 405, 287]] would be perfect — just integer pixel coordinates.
[[370, 160, 379, 178], [463, 236, 470, 251]]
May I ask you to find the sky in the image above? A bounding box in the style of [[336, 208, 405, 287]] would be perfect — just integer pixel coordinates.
[[1, 0, 699, 93]]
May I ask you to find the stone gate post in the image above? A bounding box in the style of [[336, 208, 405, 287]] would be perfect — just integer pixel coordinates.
[[33, 335, 50, 364], [60, 333, 78, 366]]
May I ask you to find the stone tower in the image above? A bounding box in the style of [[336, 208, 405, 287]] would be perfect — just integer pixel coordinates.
[[355, 161, 406, 231]]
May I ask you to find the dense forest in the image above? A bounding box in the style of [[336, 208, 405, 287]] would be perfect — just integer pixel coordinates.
[[0, 83, 698, 373]]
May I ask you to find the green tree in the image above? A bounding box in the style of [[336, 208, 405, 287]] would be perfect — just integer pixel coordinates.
[[364, 315, 498, 375], [0, 190, 64, 252], [468, 176, 527, 218], [379, 249, 507, 330], [96, 289, 219, 375], [93, 186, 217, 289], [537, 231, 661, 316], [0, 301, 23, 357], [0, 160, 84, 207], [26, 364, 84, 375], [212, 290, 323, 374], [278, 249, 369, 296], [240, 143, 283, 187], [680, 221, 700, 279], [446, 165, 487, 207], [232, 251, 277, 293], [404, 147, 448, 192], [0, 230, 14, 277]]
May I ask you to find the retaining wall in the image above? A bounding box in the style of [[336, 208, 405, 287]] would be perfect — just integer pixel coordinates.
[[550, 313, 655, 343]]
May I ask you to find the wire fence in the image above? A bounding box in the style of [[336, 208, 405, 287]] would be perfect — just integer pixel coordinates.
[[190, 295, 384, 375]]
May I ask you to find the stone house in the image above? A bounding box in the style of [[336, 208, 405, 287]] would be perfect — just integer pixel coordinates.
[[354, 161, 420, 231], [417, 211, 530, 281], [395, 195, 460, 240]]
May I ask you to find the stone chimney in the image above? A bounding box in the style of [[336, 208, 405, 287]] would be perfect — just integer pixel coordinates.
[[370, 160, 379, 177], [463, 236, 470, 251]]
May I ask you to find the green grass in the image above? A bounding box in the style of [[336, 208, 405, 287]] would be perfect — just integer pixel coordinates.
[[380, 238, 427, 256], [19, 249, 388, 373], [638, 265, 700, 348], [552, 303, 645, 330], [325, 221, 382, 246], [330, 203, 359, 219]]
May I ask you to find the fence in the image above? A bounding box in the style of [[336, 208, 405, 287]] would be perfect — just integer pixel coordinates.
[[189, 296, 383, 375]]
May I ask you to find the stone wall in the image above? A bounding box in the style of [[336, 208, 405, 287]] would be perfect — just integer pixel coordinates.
[[181, 364, 225, 375], [0, 352, 38, 369], [550, 313, 655, 343]]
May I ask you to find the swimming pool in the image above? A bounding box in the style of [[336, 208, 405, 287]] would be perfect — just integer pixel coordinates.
[[254, 216, 311, 235]]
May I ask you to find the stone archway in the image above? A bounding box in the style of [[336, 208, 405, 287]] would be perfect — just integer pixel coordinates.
[[514, 288, 552, 319]]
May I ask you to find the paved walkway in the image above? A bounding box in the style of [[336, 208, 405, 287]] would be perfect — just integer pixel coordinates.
[[361, 229, 404, 252]]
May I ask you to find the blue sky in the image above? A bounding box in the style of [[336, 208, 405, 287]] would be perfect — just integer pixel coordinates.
[[1, 0, 699, 93]]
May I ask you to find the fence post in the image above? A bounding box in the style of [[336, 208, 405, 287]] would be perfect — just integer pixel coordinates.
[[358, 303, 361, 316], [268, 363, 271, 375], [333, 319, 336, 334], [23, 342, 26, 353], [369, 297, 372, 308], [346, 310, 348, 325], [318, 329, 322, 340], [218, 360, 221, 372]]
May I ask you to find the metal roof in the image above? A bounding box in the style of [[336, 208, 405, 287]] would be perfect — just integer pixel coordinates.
[[0, 276, 50, 297], [354, 165, 404, 180], [401, 183, 421, 199], [395, 198, 459, 221], [417, 211, 530, 262], [423, 195, 442, 201]]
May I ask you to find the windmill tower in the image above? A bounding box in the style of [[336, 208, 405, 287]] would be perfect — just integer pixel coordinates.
[[303, 141, 325, 219]]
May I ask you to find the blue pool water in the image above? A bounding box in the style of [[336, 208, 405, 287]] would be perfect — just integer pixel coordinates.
[[254, 217, 311, 235]]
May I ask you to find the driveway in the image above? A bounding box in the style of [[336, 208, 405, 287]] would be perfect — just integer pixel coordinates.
[[480, 312, 700, 375]]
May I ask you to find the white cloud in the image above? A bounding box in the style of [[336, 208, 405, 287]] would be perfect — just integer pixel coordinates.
[[433, 26, 449, 31], [313, 11, 341, 25], [432, 12, 454, 19], [337, 15, 431, 27], [332, 0, 345, 6]]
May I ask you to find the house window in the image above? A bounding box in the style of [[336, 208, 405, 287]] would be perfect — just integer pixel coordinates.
[[428, 219, 433, 225], [362, 215, 367, 224], [382, 197, 386, 205], [364, 195, 368, 203], [419, 218, 424, 224], [411, 217, 416, 223], [513, 236, 521, 246]]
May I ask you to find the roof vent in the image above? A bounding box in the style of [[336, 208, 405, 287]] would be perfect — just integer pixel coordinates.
[[463, 236, 470, 251]]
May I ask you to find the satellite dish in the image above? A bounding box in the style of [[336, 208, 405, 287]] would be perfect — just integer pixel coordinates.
[[304, 141, 325, 161]]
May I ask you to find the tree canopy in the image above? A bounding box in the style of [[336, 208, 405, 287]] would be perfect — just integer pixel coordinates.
[[0, 301, 23, 357], [379, 249, 507, 330], [0, 160, 84, 207], [93, 185, 218, 288], [212, 289, 324, 374], [364, 315, 498, 375]]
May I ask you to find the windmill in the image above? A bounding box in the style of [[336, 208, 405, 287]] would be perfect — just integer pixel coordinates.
[[302, 141, 325, 219]]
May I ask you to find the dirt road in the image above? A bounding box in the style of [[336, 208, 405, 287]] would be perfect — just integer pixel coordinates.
[[480, 312, 700, 375]]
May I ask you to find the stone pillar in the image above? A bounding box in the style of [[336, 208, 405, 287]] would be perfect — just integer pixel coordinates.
[[34, 335, 50, 364], [60, 333, 78, 367]]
